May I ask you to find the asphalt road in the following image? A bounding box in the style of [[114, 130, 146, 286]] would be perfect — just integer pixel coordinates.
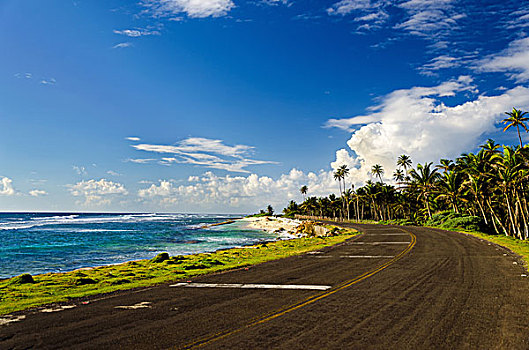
[[2, 224, 529, 349]]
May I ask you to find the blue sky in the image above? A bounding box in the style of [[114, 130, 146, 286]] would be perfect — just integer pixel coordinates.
[[1, 0, 529, 213]]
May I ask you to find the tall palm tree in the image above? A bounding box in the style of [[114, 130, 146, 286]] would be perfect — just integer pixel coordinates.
[[436, 159, 454, 172], [334, 169, 343, 196], [435, 171, 463, 213], [300, 185, 308, 201], [339, 164, 350, 192], [393, 168, 405, 183], [371, 164, 384, 183], [480, 138, 502, 155], [408, 162, 440, 218], [343, 188, 353, 221], [397, 154, 412, 175], [502, 107, 529, 147]]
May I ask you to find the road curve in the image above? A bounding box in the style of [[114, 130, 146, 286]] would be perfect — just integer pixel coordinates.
[[2, 224, 529, 349]]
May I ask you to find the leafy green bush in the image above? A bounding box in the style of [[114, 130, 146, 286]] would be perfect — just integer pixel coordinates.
[[426, 211, 487, 232]]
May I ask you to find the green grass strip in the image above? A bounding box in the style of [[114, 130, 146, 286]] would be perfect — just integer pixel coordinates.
[[441, 228, 529, 268], [0, 229, 357, 315]]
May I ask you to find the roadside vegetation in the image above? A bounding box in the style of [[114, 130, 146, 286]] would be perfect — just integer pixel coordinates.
[[284, 107, 529, 240], [0, 228, 357, 315]]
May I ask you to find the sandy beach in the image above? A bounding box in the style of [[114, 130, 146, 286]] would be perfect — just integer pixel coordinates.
[[238, 216, 303, 237]]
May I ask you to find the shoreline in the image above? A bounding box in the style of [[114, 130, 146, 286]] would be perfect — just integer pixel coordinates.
[[0, 216, 323, 281], [0, 223, 357, 316]]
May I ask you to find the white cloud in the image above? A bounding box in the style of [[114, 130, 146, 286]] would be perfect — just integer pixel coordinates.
[[132, 137, 277, 173], [40, 78, 56, 85], [113, 42, 132, 49], [68, 179, 128, 206], [395, 0, 465, 38], [127, 158, 156, 164], [113, 29, 160, 37], [326, 77, 529, 182], [73, 165, 87, 176], [107, 170, 121, 176], [327, 0, 374, 15], [143, 0, 235, 18], [125, 136, 141, 141], [477, 37, 529, 82], [29, 189, 47, 197], [419, 55, 463, 75], [15, 73, 32, 79], [138, 169, 339, 210], [0, 177, 15, 196], [327, 0, 388, 32]]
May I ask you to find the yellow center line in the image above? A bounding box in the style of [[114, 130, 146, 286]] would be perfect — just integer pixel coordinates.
[[178, 228, 416, 349]]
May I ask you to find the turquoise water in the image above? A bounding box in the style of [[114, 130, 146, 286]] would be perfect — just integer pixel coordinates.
[[0, 213, 274, 279]]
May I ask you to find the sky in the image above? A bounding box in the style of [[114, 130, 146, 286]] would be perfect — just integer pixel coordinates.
[[1, 0, 529, 213]]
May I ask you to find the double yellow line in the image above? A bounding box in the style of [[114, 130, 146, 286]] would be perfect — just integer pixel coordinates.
[[179, 228, 416, 349]]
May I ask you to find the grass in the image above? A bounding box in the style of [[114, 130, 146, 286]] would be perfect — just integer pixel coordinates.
[[376, 217, 529, 269], [0, 228, 357, 316], [432, 227, 529, 268]]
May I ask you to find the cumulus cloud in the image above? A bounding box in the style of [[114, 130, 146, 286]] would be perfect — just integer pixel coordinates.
[[125, 136, 141, 141], [0, 177, 15, 196], [138, 169, 339, 210], [113, 29, 160, 37], [132, 137, 277, 173], [29, 189, 47, 197], [68, 179, 128, 206], [142, 0, 235, 18], [326, 77, 529, 182], [477, 37, 529, 82]]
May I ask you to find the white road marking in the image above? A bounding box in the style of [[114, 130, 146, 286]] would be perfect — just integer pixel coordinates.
[[40, 305, 76, 313], [0, 315, 26, 326], [340, 255, 395, 258], [170, 283, 331, 290], [306, 255, 394, 259], [370, 233, 410, 236], [306, 251, 324, 254], [115, 301, 152, 310], [350, 242, 410, 245]]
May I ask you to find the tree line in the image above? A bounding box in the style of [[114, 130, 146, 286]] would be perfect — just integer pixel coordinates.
[[283, 108, 529, 239]]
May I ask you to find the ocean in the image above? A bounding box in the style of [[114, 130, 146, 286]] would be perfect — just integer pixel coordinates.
[[0, 212, 275, 279]]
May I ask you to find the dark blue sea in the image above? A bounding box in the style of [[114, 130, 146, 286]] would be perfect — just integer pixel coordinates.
[[0, 213, 274, 279]]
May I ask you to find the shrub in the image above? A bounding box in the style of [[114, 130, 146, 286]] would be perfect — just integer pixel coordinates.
[[440, 216, 486, 232]]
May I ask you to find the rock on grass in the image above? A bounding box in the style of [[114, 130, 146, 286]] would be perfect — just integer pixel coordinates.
[[75, 278, 97, 285], [10, 273, 35, 284], [150, 252, 170, 263]]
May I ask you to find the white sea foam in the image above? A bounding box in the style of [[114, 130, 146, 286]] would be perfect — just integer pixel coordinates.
[[0, 213, 199, 230]]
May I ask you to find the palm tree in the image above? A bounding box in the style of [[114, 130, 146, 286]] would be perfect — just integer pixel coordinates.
[[343, 188, 353, 221], [397, 154, 412, 175], [408, 162, 440, 218], [435, 171, 463, 213], [503, 107, 529, 147], [300, 185, 308, 201], [339, 164, 350, 192], [371, 164, 384, 183], [480, 138, 502, 155], [436, 159, 454, 172], [334, 169, 343, 195], [393, 169, 405, 183]]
